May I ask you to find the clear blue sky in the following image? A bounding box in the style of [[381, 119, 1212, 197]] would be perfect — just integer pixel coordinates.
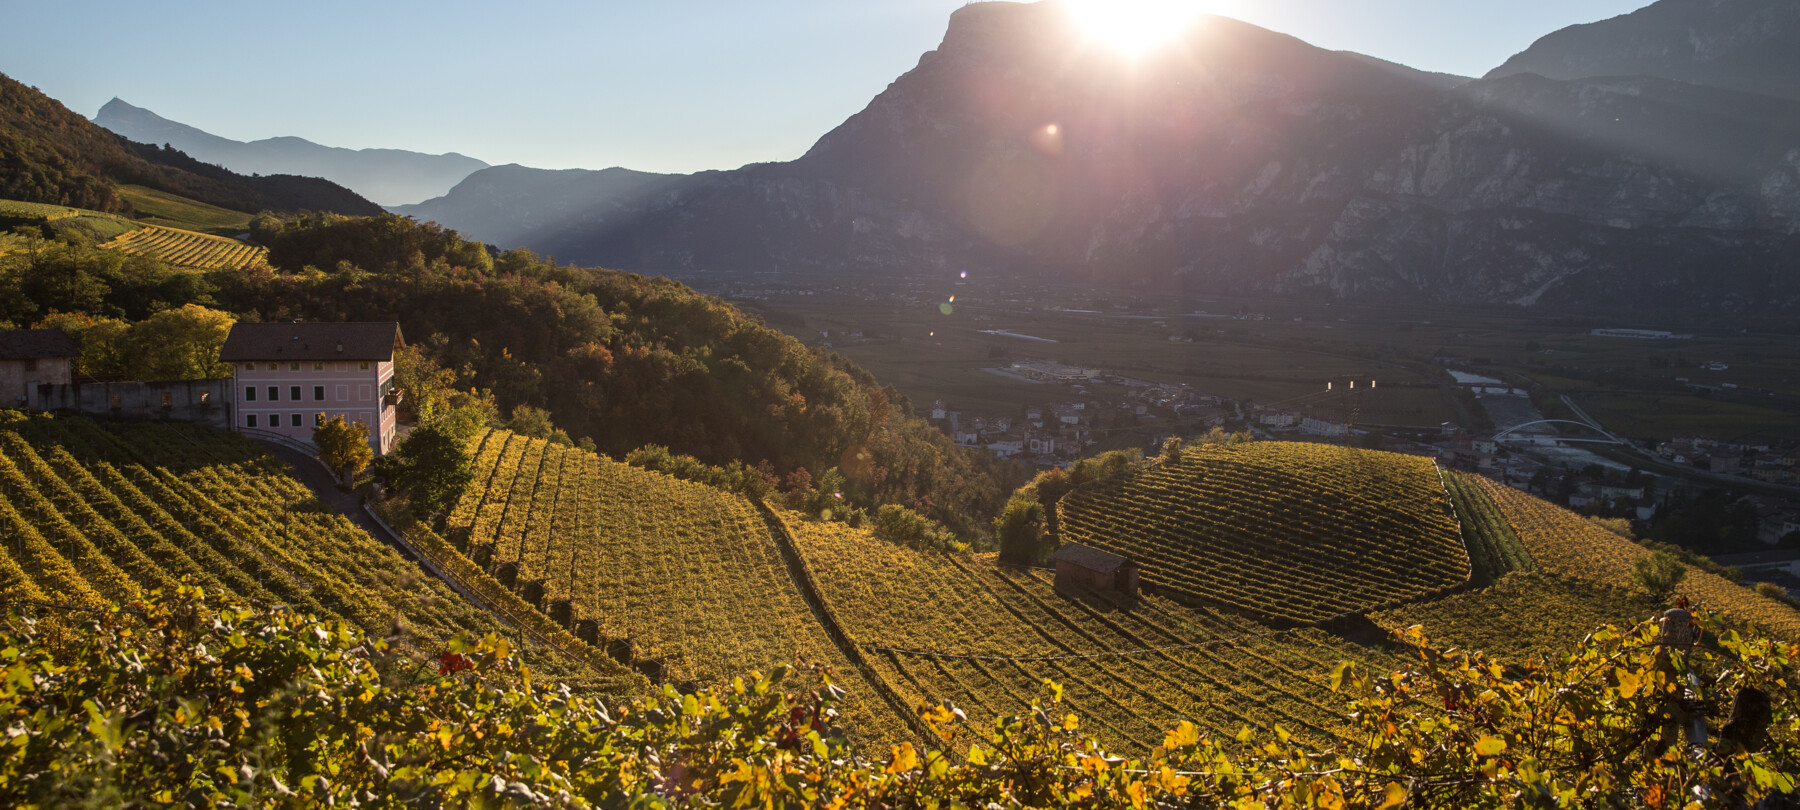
[[2, 0, 1649, 174]]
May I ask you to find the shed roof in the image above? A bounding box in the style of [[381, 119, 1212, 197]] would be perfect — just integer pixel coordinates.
[[220, 322, 403, 362], [1053, 542, 1131, 574], [0, 329, 78, 361]]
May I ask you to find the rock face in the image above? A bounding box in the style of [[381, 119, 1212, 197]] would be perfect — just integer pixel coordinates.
[[402, 0, 1800, 312], [95, 99, 489, 206], [1487, 0, 1800, 101]]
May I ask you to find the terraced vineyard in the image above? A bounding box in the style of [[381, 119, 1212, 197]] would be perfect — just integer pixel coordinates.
[[778, 513, 1409, 751], [0, 412, 635, 691], [1058, 443, 1471, 624], [1473, 475, 1800, 637], [99, 224, 266, 269], [444, 430, 914, 743]]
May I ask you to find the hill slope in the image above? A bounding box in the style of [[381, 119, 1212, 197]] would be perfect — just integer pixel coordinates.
[[0, 412, 635, 691], [96, 98, 489, 206], [1486, 0, 1800, 101], [0, 73, 381, 217], [443, 429, 915, 743], [1057, 443, 1470, 625]]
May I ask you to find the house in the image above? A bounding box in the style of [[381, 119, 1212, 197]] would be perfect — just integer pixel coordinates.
[[1301, 417, 1349, 437], [986, 439, 1024, 459], [929, 400, 947, 421], [0, 328, 77, 409], [1052, 542, 1139, 597], [1028, 432, 1058, 455], [954, 426, 981, 446], [220, 322, 405, 455]]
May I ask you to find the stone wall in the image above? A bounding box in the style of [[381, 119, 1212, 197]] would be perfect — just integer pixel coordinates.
[[32, 379, 234, 430]]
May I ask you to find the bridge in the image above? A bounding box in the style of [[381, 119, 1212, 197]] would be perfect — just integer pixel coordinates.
[[1493, 419, 1629, 446]]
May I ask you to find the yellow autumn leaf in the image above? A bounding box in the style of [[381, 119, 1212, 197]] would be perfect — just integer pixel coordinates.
[[1474, 736, 1506, 757], [886, 742, 918, 774], [1378, 781, 1408, 809]]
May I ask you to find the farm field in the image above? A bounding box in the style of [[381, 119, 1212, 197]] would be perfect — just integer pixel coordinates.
[[444, 430, 914, 744], [1058, 442, 1470, 625], [778, 512, 1407, 751], [0, 412, 636, 691], [99, 223, 267, 270], [1472, 475, 1800, 637]]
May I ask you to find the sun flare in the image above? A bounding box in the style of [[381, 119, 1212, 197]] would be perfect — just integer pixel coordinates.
[[1062, 0, 1210, 55]]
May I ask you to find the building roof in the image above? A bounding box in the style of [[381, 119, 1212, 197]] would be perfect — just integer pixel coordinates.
[[1053, 542, 1131, 574], [219, 322, 403, 362], [0, 329, 78, 361]]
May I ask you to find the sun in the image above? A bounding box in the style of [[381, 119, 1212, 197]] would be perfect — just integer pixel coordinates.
[[1062, 0, 1210, 55]]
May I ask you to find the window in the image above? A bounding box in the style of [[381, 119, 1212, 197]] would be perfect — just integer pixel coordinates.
[[358, 384, 372, 401], [24, 359, 37, 371], [336, 385, 348, 400], [314, 385, 325, 401], [313, 362, 324, 371], [291, 413, 303, 427], [266, 363, 277, 371], [290, 362, 300, 371], [199, 392, 211, 404], [267, 386, 279, 401], [246, 414, 258, 428], [290, 386, 301, 401], [244, 387, 257, 401], [359, 362, 370, 370], [109, 394, 121, 410], [243, 363, 254, 371], [160, 392, 172, 408]]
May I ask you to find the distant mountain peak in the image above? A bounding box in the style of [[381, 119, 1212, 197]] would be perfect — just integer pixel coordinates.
[[93, 101, 490, 206], [1486, 0, 1800, 100]]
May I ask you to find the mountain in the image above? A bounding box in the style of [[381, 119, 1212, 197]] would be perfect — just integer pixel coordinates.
[[0, 72, 381, 217], [398, 0, 1800, 312], [1486, 0, 1800, 101], [95, 99, 489, 206]]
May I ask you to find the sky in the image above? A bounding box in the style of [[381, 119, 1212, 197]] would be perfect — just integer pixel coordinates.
[[1, 0, 1651, 175]]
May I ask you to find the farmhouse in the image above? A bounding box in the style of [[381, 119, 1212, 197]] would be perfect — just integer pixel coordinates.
[[1053, 542, 1139, 597], [220, 322, 404, 455], [0, 328, 77, 409]]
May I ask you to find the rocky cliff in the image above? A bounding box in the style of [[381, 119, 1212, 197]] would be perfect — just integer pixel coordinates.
[[401, 0, 1800, 312]]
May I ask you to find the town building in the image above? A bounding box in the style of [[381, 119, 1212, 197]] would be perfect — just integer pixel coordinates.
[[1052, 542, 1139, 597], [220, 322, 404, 455], [0, 329, 77, 409]]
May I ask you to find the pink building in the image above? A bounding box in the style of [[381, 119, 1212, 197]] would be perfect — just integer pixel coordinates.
[[220, 322, 404, 455]]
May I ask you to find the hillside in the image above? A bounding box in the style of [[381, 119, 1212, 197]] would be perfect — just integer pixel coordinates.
[[99, 224, 267, 270], [96, 98, 490, 206], [0, 412, 637, 692], [1487, 0, 1800, 101], [444, 429, 915, 743], [0, 72, 381, 217], [1057, 443, 1470, 625]]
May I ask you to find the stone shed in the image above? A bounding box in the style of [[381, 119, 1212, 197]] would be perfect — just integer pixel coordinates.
[[1053, 542, 1139, 597]]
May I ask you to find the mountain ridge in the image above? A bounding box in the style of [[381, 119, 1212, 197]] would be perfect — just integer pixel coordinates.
[[95, 98, 489, 206]]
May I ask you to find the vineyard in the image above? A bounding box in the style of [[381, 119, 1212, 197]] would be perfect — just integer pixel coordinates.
[[99, 224, 267, 269], [1057, 443, 1471, 625], [0, 199, 85, 221], [1443, 470, 1534, 584], [0, 412, 636, 691], [1472, 475, 1800, 638], [443, 430, 914, 743], [777, 512, 1411, 752]]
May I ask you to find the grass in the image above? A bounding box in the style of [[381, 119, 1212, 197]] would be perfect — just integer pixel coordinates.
[[116, 185, 253, 234]]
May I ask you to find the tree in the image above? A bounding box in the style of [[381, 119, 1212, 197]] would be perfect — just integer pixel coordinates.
[[1159, 436, 1183, 465], [32, 311, 129, 376], [994, 494, 1045, 564], [312, 415, 371, 487], [122, 304, 235, 380], [390, 422, 474, 521], [1633, 550, 1688, 598]]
